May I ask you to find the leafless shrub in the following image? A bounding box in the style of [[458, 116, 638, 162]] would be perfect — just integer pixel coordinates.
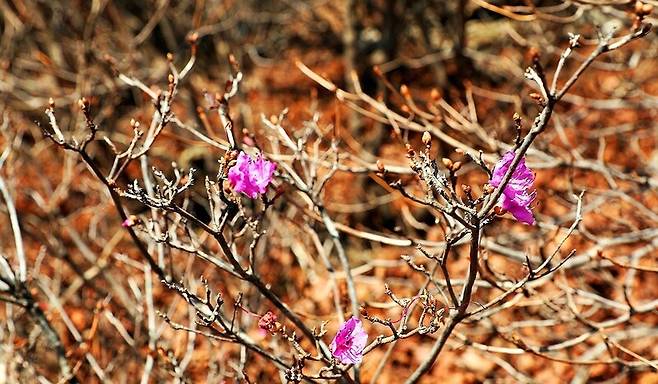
[[1, 1, 657, 383]]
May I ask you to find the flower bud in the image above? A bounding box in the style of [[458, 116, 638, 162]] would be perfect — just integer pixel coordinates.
[[78, 97, 89, 110], [376, 159, 386, 173], [258, 311, 280, 335], [422, 131, 431, 146], [228, 54, 238, 67], [430, 88, 441, 102], [636, 0, 644, 13], [529, 92, 542, 102], [643, 4, 653, 14], [405, 144, 415, 158], [400, 84, 410, 98], [186, 32, 199, 45], [121, 215, 140, 228]]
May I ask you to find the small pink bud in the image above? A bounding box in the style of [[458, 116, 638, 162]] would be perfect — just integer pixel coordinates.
[[258, 311, 280, 335], [121, 215, 139, 228]]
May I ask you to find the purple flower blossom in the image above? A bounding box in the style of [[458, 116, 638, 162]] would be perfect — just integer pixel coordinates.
[[330, 316, 368, 365], [228, 152, 276, 199], [489, 151, 536, 225]]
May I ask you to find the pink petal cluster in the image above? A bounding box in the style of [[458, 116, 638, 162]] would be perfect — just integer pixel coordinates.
[[489, 151, 536, 225], [258, 311, 280, 335], [330, 316, 368, 365], [228, 152, 276, 199]]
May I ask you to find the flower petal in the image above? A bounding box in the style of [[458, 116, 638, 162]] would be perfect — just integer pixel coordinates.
[[490, 151, 536, 225], [228, 152, 276, 198], [330, 317, 367, 365]]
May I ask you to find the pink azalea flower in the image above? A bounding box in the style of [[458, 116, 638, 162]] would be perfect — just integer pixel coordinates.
[[228, 152, 276, 199], [489, 151, 536, 225], [330, 316, 368, 365]]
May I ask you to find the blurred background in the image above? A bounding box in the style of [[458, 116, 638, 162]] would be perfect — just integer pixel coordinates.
[[1, 1, 658, 383]]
